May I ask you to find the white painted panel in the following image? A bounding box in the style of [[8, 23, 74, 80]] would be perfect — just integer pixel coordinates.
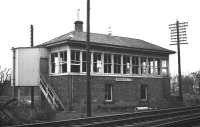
[[14, 47, 48, 86]]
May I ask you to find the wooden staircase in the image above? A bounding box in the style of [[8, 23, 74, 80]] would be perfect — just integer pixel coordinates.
[[40, 74, 64, 111]]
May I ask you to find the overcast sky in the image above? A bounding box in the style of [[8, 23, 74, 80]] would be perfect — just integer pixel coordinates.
[[0, 0, 199, 75]]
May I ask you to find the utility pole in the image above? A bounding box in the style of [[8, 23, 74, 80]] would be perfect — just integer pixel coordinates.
[[169, 20, 188, 101], [86, 0, 91, 117], [30, 24, 34, 109]]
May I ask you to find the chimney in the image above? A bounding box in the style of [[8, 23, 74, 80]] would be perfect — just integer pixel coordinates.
[[74, 20, 83, 32]]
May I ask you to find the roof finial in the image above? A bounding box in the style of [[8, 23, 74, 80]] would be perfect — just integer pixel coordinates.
[[108, 25, 112, 36], [77, 9, 80, 21]]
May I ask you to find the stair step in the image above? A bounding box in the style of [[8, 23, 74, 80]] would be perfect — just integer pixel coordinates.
[[40, 74, 65, 111]]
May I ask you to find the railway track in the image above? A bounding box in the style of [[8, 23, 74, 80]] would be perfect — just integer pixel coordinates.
[[9, 106, 200, 127]]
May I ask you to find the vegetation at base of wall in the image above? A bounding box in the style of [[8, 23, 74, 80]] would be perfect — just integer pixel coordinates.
[[1, 101, 57, 126], [183, 93, 200, 106], [96, 103, 136, 112]]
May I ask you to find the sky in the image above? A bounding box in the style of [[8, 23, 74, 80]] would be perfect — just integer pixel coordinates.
[[0, 0, 199, 75]]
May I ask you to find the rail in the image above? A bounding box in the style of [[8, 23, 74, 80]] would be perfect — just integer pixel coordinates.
[[9, 105, 200, 127]]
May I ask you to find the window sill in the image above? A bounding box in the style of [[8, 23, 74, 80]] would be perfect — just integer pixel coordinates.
[[104, 100, 114, 104], [140, 99, 148, 102], [49, 72, 169, 78]]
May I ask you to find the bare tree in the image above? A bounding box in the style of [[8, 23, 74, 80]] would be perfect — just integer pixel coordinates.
[[0, 66, 11, 85], [191, 71, 200, 95]]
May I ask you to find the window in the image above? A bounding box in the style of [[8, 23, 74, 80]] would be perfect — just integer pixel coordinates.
[[161, 59, 167, 75], [148, 58, 154, 75], [71, 50, 80, 72], [123, 55, 130, 74], [154, 58, 161, 75], [105, 84, 112, 102], [141, 57, 147, 74], [93, 53, 102, 73], [51, 53, 59, 73], [104, 54, 112, 73], [114, 54, 121, 74], [60, 51, 67, 73], [132, 56, 139, 74], [82, 51, 87, 72], [141, 85, 148, 101]]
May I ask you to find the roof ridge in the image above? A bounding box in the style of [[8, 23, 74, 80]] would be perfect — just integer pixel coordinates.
[[39, 31, 175, 54]]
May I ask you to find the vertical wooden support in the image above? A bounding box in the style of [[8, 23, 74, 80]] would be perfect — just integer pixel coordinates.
[[12, 48, 17, 97], [101, 53, 104, 74], [176, 21, 183, 101], [30, 24, 34, 109], [31, 86, 34, 109], [86, 0, 91, 117], [111, 54, 114, 74], [138, 57, 141, 75]]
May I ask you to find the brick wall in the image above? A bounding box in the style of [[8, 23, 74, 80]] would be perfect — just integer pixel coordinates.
[[48, 75, 171, 110]]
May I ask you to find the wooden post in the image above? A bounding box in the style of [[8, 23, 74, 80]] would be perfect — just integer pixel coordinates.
[[30, 24, 34, 109], [176, 21, 183, 101], [86, 0, 91, 117], [12, 47, 17, 97]]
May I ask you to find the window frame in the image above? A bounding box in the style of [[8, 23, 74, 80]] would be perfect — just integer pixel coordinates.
[[104, 53, 112, 74], [132, 56, 139, 74], [59, 51, 67, 73], [140, 84, 148, 101], [154, 58, 161, 75], [71, 50, 80, 73], [148, 58, 154, 75], [161, 59, 168, 76], [93, 52, 102, 73], [51, 52, 59, 74], [123, 55, 131, 74], [105, 84, 113, 102], [114, 54, 121, 74], [141, 57, 148, 75], [82, 51, 87, 73]]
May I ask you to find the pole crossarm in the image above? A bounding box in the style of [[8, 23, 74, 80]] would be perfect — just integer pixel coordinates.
[[170, 43, 188, 45]]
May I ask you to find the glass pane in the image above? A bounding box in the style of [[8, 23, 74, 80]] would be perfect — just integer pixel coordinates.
[[141, 85, 147, 100], [82, 62, 86, 72], [123, 56, 130, 74], [71, 65, 80, 72], [105, 84, 112, 101], [62, 63, 67, 73], [114, 54, 121, 74], [82, 52, 86, 61], [64, 51, 67, 61], [51, 63, 55, 73], [93, 53, 102, 72], [148, 58, 154, 74], [161, 59, 167, 67], [141, 57, 147, 74]]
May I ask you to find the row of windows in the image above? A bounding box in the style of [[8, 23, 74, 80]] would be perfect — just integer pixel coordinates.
[[50, 50, 168, 76]]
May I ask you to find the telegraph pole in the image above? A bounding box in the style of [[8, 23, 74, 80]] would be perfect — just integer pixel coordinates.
[[86, 0, 91, 117], [30, 24, 34, 109], [169, 20, 188, 101]]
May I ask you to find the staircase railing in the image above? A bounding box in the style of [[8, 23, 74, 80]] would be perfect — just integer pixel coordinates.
[[40, 74, 64, 111]]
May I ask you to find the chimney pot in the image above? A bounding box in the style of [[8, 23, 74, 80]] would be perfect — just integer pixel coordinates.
[[74, 21, 83, 32]]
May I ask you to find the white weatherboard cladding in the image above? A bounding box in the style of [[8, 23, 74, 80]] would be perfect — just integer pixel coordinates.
[[15, 48, 47, 86]]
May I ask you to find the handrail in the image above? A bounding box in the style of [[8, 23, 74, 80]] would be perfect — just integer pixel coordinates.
[[40, 74, 64, 111]]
